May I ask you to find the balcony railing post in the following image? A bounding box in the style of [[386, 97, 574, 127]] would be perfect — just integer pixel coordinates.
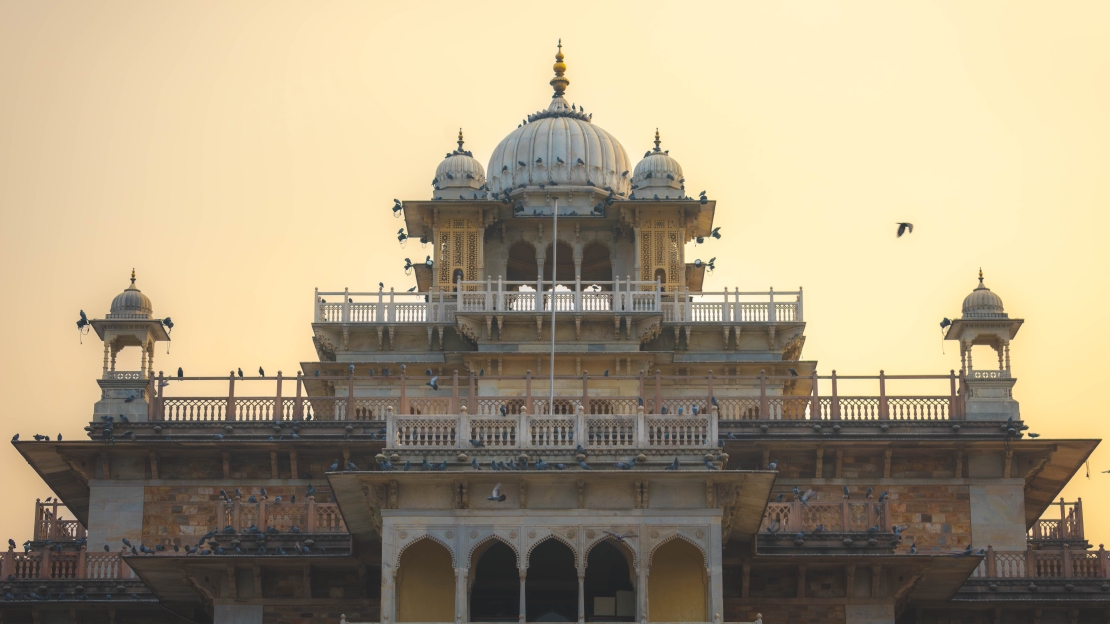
[[77, 545, 87, 580], [1077, 498, 1085, 541], [575, 276, 582, 312], [948, 370, 960, 420], [458, 405, 468, 450], [118, 548, 131, 579], [400, 371, 408, 415], [709, 406, 719, 448], [986, 545, 997, 577], [486, 277, 492, 312], [797, 286, 804, 322], [227, 373, 237, 421], [34, 500, 43, 541], [841, 501, 851, 532], [636, 405, 647, 447], [1, 545, 12, 580], [759, 370, 767, 420], [50, 501, 59, 540], [347, 372, 355, 420], [389, 288, 396, 323], [575, 405, 586, 449], [307, 496, 318, 532], [294, 372, 304, 420], [878, 370, 889, 420], [274, 372, 283, 421], [722, 287, 730, 322], [1099, 544, 1108, 579], [638, 370, 645, 409], [707, 371, 714, 416], [233, 498, 242, 531], [654, 370, 662, 415], [342, 287, 350, 323], [385, 406, 395, 446], [792, 499, 801, 530], [1025, 545, 1036, 578], [810, 371, 819, 420], [525, 370, 533, 414], [40, 544, 51, 579], [314, 287, 321, 322], [498, 276, 504, 312], [452, 371, 460, 415], [258, 499, 267, 530], [767, 287, 776, 323], [378, 288, 385, 323], [655, 278, 661, 312], [882, 500, 891, 531], [1063, 544, 1073, 578], [831, 370, 840, 420], [581, 372, 590, 415], [469, 371, 476, 414], [147, 374, 156, 420]]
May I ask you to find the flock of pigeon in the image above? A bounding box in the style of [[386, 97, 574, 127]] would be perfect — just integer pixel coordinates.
[[376, 442, 718, 475]]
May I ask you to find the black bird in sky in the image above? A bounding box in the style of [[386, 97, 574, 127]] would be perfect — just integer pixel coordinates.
[[896, 222, 914, 237]]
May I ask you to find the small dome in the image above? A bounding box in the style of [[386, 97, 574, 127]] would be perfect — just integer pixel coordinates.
[[109, 270, 153, 318], [434, 129, 487, 200], [486, 42, 632, 202], [961, 270, 1006, 319], [631, 129, 685, 200]]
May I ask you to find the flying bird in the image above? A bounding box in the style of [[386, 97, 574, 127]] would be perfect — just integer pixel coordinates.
[[896, 222, 914, 237], [426, 376, 439, 391], [487, 483, 507, 502], [602, 530, 637, 543]]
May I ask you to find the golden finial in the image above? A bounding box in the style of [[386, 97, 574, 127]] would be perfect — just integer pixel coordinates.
[[550, 39, 569, 98], [978, 267, 984, 285], [654, 128, 661, 152], [130, 268, 136, 287], [457, 128, 465, 152]]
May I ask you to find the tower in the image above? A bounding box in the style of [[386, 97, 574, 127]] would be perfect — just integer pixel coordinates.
[[944, 270, 1023, 420], [89, 270, 171, 421]]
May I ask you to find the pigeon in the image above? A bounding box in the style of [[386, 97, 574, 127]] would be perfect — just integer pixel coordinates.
[[471, 458, 480, 470], [940, 317, 952, 329], [842, 486, 850, 499], [867, 526, 880, 535], [427, 376, 439, 391], [877, 491, 888, 502], [57, 433, 62, 441], [575, 444, 587, 456], [896, 222, 914, 237], [766, 521, 779, 536], [469, 439, 485, 448], [793, 486, 801, 499], [122, 538, 132, 547], [577, 459, 591, 470], [614, 458, 635, 470], [602, 530, 637, 543], [491, 460, 499, 471], [664, 457, 680, 471], [432, 460, 448, 471], [767, 460, 778, 470], [788, 368, 798, 377], [507, 460, 517, 471], [422, 459, 432, 471], [553, 463, 567, 470], [865, 487, 874, 499], [909, 543, 917, 554], [259, 367, 265, 377], [1028, 433, 1040, 438], [487, 483, 507, 502], [247, 496, 257, 503], [9, 434, 16, 442], [329, 460, 339, 472], [726, 432, 737, 440], [794, 532, 805, 542], [776, 493, 784, 502], [534, 459, 549, 470], [347, 461, 358, 471], [703, 458, 718, 470], [813, 524, 824, 534], [104, 544, 110, 552], [801, 490, 817, 505], [260, 486, 267, 499]]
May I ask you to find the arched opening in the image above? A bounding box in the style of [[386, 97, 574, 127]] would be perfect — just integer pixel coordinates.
[[648, 539, 706, 622], [470, 541, 520, 622], [526, 539, 578, 622], [542, 241, 576, 283], [507, 241, 538, 282], [397, 539, 455, 622], [585, 541, 636, 621], [581, 242, 612, 286], [653, 268, 667, 291]]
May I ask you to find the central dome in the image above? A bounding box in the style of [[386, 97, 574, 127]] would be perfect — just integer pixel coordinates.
[[487, 43, 631, 199]]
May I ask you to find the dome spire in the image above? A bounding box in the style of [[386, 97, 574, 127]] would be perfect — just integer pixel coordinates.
[[129, 268, 137, 289], [978, 268, 985, 289], [654, 128, 661, 152], [457, 128, 465, 152], [550, 39, 569, 98]]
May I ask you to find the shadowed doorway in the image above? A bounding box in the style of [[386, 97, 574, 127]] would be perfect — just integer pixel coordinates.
[[585, 541, 635, 621], [470, 541, 520, 622], [526, 539, 578, 622]]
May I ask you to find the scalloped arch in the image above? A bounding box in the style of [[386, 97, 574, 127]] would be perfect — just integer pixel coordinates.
[[583, 536, 638, 570], [647, 532, 708, 568], [467, 533, 521, 569], [396, 533, 457, 569], [525, 532, 579, 569]]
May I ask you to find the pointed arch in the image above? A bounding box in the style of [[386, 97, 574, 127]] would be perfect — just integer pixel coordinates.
[[525, 532, 580, 569], [467, 533, 520, 569], [396, 533, 457, 569], [647, 532, 708, 568], [397, 537, 455, 622], [584, 535, 638, 570], [648, 537, 707, 623]]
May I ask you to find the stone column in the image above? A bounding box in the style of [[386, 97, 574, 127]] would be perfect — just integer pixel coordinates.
[[102, 342, 110, 378], [577, 571, 585, 623], [638, 566, 649, 623], [455, 566, 469, 623], [518, 568, 527, 622], [709, 523, 724, 622]]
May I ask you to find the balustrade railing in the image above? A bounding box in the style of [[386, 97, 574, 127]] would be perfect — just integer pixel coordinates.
[[149, 369, 967, 423], [0, 547, 128, 580], [33, 500, 86, 542], [216, 499, 347, 534], [973, 544, 1110, 579], [759, 500, 891, 534], [1028, 498, 1085, 542], [314, 282, 802, 324]]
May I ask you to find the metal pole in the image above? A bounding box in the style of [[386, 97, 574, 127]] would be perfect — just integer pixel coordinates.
[[550, 198, 558, 416]]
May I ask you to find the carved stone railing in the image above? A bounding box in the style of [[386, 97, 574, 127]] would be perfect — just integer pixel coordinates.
[[216, 498, 347, 533], [0, 547, 128, 580], [33, 500, 86, 542], [759, 500, 891, 534], [1028, 498, 1085, 543], [151, 370, 966, 423], [972, 544, 1110, 579]]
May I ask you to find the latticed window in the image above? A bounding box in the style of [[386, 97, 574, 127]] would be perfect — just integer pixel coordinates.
[[437, 218, 480, 291], [639, 219, 682, 292]]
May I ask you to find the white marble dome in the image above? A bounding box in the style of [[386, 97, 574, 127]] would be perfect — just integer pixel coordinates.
[[434, 130, 486, 200], [631, 129, 685, 200], [108, 270, 153, 318], [961, 271, 1007, 319], [486, 45, 631, 200]]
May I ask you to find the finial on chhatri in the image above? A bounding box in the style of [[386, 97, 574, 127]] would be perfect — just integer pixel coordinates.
[[978, 267, 984, 286], [550, 39, 569, 98], [130, 268, 137, 287], [457, 128, 465, 152], [654, 128, 661, 152]]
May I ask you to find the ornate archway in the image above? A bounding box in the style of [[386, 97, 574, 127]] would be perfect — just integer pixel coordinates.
[[397, 538, 455, 622]]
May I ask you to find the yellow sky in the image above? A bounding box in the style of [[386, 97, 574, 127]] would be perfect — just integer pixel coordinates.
[[0, 1, 1107, 544]]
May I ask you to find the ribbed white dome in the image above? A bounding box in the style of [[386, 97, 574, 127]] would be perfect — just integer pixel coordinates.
[[108, 270, 152, 319], [434, 130, 486, 200], [962, 271, 1007, 319], [487, 97, 631, 197], [631, 130, 685, 200]]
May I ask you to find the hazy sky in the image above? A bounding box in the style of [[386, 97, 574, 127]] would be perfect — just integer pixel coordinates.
[[0, 1, 1107, 544]]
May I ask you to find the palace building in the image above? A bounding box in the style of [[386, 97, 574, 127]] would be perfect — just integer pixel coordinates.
[[2, 45, 1105, 624]]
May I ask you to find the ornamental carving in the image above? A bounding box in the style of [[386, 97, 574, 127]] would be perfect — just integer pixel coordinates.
[[399, 531, 408, 539], [445, 531, 454, 539], [528, 530, 536, 539], [567, 529, 576, 539], [650, 530, 659, 539], [586, 530, 596, 539], [509, 530, 518, 539], [696, 530, 705, 539], [470, 530, 478, 539]]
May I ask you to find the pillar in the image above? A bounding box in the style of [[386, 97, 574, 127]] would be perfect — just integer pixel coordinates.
[[578, 571, 585, 624], [518, 568, 527, 622], [102, 342, 110, 377], [638, 566, 649, 622], [455, 566, 468, 624]]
